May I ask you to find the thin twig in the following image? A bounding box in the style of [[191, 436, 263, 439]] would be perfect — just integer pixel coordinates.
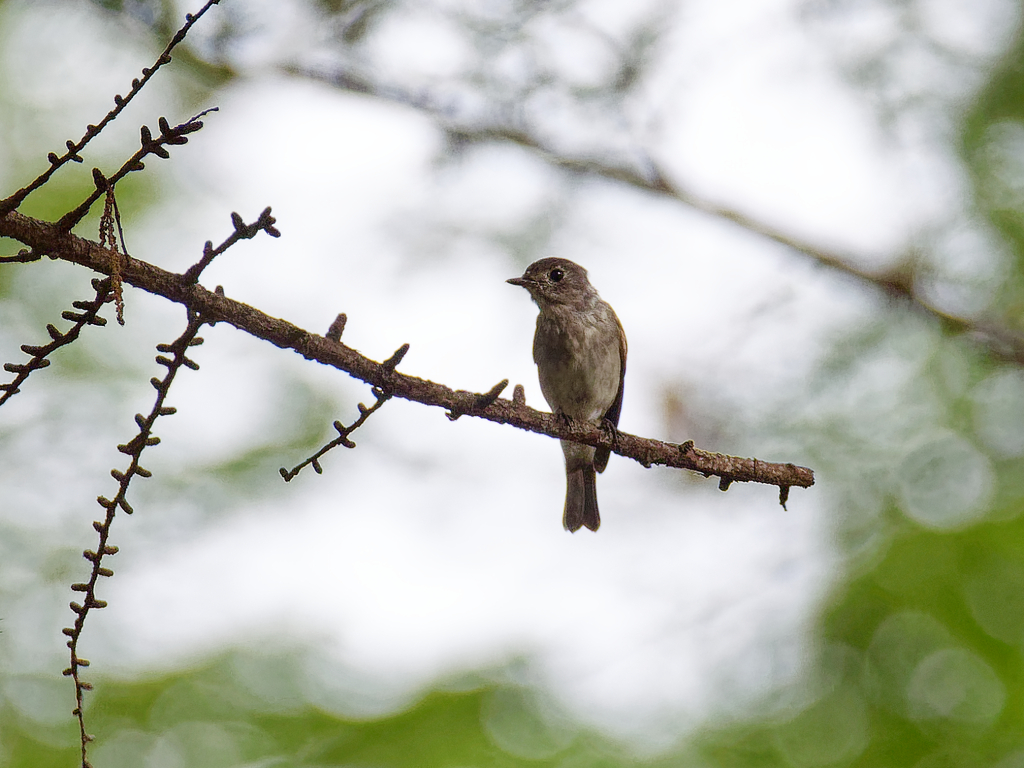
[[280, 385, 393, 480], [63, 310, 205, 768], [0, 0, 223, 218], [182, 207, 280, 285], [57, 110, 218, 232], [0, 278, 113, 407]]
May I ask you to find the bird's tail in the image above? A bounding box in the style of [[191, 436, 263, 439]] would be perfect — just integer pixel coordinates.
[[564, 464, 600, 532]]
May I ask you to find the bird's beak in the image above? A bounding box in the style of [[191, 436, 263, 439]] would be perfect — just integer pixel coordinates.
[[506, 276, 529, 288]]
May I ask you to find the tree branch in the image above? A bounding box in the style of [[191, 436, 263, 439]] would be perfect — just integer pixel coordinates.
[[0, 208, 814, 498], [293, 66, 1024, 366]]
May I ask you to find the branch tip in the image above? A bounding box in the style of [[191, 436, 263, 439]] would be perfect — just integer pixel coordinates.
[[382, 343, 410, 372], [475, 379, 509, 409], [779, 485, 790, 510], [326, 313, 347, 341], [0, 278, 114, 407], [184, 208, 280, 284], [283, 386, 392, 479]]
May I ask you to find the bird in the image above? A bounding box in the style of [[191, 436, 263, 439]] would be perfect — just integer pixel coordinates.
[[507, 257, 626, 532]]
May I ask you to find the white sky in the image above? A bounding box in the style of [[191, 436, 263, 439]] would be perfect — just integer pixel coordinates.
[[1, 0, 1020, 751]]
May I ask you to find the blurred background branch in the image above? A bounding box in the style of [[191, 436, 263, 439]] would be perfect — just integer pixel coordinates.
[[295, 63, 1024, 367]]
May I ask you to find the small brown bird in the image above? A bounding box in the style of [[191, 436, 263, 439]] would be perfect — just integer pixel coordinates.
[[507, 258, 627, 532]]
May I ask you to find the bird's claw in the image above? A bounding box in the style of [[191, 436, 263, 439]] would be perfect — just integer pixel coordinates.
[[600, 417, 619, 449]]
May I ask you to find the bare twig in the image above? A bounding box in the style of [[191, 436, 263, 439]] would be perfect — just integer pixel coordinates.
[[0, 208, 814, 496], [63, 310, 205, 768], [0, 0, 223, 218], [183, 207, 280, 284], [280, 384, 393, 480], [0, 278, 113, 407], [57, 110, 218, 232]]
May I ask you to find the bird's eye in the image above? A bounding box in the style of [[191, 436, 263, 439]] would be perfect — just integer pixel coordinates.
[[549, 268, 564, 282]]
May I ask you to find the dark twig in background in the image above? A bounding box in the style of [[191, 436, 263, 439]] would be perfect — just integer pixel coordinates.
[[62, 310, 205, 768], [0, 278, 113, 407], [0, 0, 222, 219], [296, 66, 1024, 367]]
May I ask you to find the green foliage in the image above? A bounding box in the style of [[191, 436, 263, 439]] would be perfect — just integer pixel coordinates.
[[683, 15, 1024, 767], [962, 25, 1024, 321], [1, 653, 643, 768]]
